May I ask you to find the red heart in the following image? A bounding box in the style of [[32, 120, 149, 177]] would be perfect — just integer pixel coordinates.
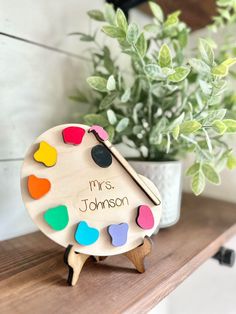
[[28, 175, 51, 199], [136, 205, 155, 230], [62, 126, 85, 145]]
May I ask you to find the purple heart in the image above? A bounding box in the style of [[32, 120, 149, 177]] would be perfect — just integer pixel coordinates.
[[107, 223, 129, 247]]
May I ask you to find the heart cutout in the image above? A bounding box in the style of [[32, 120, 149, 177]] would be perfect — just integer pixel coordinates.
[[136, 205, 155, 230], [27, 175, 51, 199], [107, 223, 129, 247], [62, 126, 85, 145], [44, 205, 69, 231], [34, 141, 57, 167], [89, 125, 109, 141], [74, 221, 99, 246]]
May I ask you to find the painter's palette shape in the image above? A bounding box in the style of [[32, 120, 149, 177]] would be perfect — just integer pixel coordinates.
[[21, 124, 162, 256]]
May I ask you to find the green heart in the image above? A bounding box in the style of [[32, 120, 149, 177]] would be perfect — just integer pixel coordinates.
[[44, 205, 69, 231]]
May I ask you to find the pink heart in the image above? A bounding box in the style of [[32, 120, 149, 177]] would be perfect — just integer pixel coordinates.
[[62, 126, 85, 145], [136, 205, 155, 230], [89, 125, 108, 141]]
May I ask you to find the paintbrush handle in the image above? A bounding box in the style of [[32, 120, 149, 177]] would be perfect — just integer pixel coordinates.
[[103, 140, 161, 206]]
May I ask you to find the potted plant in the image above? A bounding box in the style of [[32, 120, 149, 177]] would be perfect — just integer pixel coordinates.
[[71, 1, 236, 228]]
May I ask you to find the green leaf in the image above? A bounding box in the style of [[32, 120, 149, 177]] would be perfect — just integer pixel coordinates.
[[102, 25, 125, 38], [68, 32, 95, 42], [222, 57, 236, 67], [199, 80, 212, 95], [199, 39, 214, 66], [148, 2, 163, 22], [87, 10, 105, 21], [223, 119, 236, 132], [106, 125, 115, 142], [202, 164, 220, 185], [144, 64, 163, 80], [212, 64, 228, 77], [212, 120, 227, 134], [140, 145, 149, 158], [189, 58, 211, 74], [87, 76, 107, 92], [84, 114, 108, 127], [204, 109, 226, 123], [166, 133, 171, 153], [116, 117, 129, 132], [79, 34, 94, 42], [186, 163, 200, 176], [103, 46, 114, 72], [158, 44, 172, 68], [227, 153, 236, 170], [132, 102, 143, 123], [116, 9, 128, 31], [164, 11, 180, 27], [203, 128, 212, 153], [100, 92, 117, 109], [168, 66, 190, 82], [69, 90, 88, 102], [180, 120, 202, 134], [107, 109, 117, 125], [106, 75, 116, 91], [133, 125, 143, 135], [178, 29, 188, 48], [149, 117, 167, 144], [144, 23, 160, 35], [126, 23, 139, 44], [136, 33, 147, 57], [218, 0, 234, 7], [121, 88, 131, 103], [169, 113, 185, 130], [191, 170, 205, 195], [172, 125, 180, 140], [104, 3, 116, 24]]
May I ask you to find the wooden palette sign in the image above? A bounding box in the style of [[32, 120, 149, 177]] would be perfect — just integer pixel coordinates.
[[21, 124, 162, 284]]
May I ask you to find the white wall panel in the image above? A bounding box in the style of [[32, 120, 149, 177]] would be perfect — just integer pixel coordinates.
[[0, 160, 37, 240]]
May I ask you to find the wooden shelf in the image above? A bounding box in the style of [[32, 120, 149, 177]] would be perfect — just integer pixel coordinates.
[[1, 194, 236, 314]]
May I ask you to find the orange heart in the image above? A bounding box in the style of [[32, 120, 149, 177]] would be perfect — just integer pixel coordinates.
[[27, 175, 51, 199]]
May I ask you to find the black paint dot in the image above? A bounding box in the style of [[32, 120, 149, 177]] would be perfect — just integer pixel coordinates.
[[91, 144, 112, 168]]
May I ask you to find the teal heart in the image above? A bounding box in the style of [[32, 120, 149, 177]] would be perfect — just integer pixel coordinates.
[[74, 221, 99, 246], [44, 205, 69, 231]]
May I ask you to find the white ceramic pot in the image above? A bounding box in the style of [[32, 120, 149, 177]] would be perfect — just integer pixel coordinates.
[[129, 160, 183, 231]]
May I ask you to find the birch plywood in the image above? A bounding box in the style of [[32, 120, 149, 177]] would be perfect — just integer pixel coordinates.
[[21, 124, 162, 256]]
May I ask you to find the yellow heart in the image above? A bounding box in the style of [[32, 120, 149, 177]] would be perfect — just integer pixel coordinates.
[[34, 141, 57, 167]]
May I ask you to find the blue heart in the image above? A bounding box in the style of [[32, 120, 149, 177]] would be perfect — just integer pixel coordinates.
[[74, 221, 99, 246]]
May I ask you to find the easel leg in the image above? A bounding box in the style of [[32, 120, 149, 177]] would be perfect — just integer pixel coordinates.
[[124, 237, 152, 273], [64, 245, 90, 286]]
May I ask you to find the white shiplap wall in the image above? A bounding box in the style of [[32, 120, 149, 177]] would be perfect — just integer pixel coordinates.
[[0, 1, 236, 314], [0, 0, 101, 240]]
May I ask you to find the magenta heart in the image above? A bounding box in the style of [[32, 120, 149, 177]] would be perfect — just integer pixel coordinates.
[[136, 205, 155, 230]]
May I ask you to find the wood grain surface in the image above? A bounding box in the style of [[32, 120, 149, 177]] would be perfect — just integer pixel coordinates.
[[1, 193, 236, 314]]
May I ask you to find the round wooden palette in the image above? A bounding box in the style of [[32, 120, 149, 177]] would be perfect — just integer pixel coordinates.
[[21, 124, 162, 256]]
